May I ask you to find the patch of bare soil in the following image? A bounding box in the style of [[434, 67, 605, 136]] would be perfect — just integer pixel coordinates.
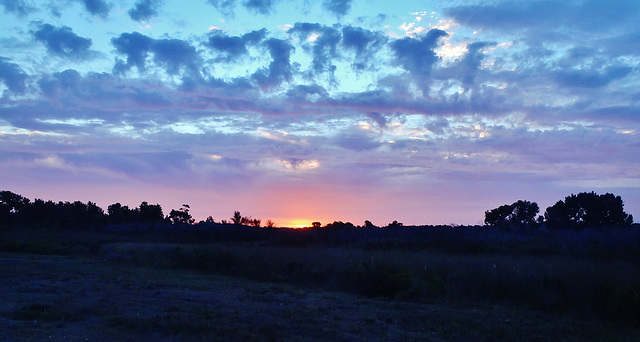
[[1, 252, 637, 341]]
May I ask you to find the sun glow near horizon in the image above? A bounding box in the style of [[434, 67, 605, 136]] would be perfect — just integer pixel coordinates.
[[280, 218, 315, 228]]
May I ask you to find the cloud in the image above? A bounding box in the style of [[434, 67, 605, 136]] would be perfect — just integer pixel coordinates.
[[112, 32, 199, 75], [252, 38, 294, 90], [341, 25, 387, 72], [553, 65, 633, 88], [208, 34, 248, 59], [32, 24, 93, 59], [434, 41, 495, 90], [206, 29, 266, 61], [243, 0, 275, 15], [241, 28, 268, 44], [206, 0, 236, 17], [444, 1, 640, 37], [389, 28, 447, 91], [38, 69, 82, 97], [0, 57, 28, 94], [390, 29, 447, 75], [285, 84, 328, 101], [288, 23, 341, 76], [112, 32, 154, 73], [323, 0, 351, 17], [79, 0, 111, 17], [335, 128, 381, 151], [150, 39, 200, 75], [128, 0, 163, 21], [0, 0, 36, 17]]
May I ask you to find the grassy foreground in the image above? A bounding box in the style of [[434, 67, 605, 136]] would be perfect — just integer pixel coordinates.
[[1, 251, 638, 342], [1, 226, 640, 341]]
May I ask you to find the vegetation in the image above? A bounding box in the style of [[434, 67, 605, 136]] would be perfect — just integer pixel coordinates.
[[1, 189, 639, 340], [545, 192, 634, 228]]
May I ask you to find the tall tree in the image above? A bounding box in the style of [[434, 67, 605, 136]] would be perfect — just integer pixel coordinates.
[[484, 200, 539, 228], [544, 192, 633, 228]]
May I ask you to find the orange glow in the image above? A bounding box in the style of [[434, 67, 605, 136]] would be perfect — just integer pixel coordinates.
[[282, 218, 313, 228]]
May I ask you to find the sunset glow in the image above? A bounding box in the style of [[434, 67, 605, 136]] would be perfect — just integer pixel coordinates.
[[0, 0, 638, 225]]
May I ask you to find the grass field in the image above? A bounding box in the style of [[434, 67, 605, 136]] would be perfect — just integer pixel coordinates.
[[1, 226, 640, 341]]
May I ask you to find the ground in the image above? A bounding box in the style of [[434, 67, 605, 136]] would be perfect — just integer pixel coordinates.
[[1, 251, 638, 341]]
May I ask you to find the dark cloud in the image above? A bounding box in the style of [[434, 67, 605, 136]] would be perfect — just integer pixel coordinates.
[[252, 38, 294, 90], [64, 151, 193, 182], [38, 69, 81, 98], [390, 29, 447, 76], [323, 0, 351, 17], [112, 32, 154, 73], [206, 0, 236, 17], [459, 42, 494, 87], [208, 34, 248, 60], [389, 29, 447, 90], [80, 0, 111, 17], [206, 29, 266, 62], [243, 0, 274, 15], [366, 112, 387, 128], [435, 41, 495, 90], [553, 65, 632, 88], [35, 69, 174, 113], [341, 25, 387, 72], [288, 23, 341, 76], [128, 0, 163, 21], [0, 0, 36, 17], [241, 28, 268, 44], [0, 57, 28, 94], [111, 32, 199, 75], [151, 38, 200, 75], [33, 24, 93, 59], [335, 129, 381, 151], [285, 84, 328, 101], [445, 1, 640, 35], [601, 30, 640, 57]]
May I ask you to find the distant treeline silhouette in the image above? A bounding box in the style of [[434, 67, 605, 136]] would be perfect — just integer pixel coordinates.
[[485, 192, 633, 229], [0, 190, 634, 231]]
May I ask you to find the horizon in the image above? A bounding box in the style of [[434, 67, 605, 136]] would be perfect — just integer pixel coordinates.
[[1, 0, 639, 227]]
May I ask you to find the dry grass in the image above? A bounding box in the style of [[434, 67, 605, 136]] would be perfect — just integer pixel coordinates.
[[2, 252, 638, 341]]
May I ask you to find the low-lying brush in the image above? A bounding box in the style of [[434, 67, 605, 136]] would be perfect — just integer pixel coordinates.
[[98, 240, 640, 325], [4, 224, 640, 327]]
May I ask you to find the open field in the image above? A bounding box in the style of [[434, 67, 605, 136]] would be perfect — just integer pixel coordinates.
[[2, 226, 640, 341]]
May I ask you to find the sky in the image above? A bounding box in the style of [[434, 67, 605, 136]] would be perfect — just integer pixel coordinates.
[[0, 0, 639, 227]]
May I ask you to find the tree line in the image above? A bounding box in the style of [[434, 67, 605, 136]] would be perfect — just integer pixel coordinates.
[[0, 190, 635, 231], [0, 191, 188, 230], [484, 192, 634, 229]]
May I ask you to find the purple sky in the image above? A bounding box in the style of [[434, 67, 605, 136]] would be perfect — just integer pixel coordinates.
[[1, 0, 638, 227]]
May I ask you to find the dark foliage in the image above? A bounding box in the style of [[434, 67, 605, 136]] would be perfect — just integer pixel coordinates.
[[485, 200, 539, 229], [545, 192, 633, 229], [1, 190, 169, 230], [169, 204, 194, 224]]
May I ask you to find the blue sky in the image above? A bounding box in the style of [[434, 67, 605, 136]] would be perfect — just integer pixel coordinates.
[[1, 0, 638, 226]]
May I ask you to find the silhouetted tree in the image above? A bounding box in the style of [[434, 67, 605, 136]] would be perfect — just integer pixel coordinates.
[[386, 220, 403, 228], [138, 201, 165, 223], [326, 221, 355, 229], [0, 191, 31, 226], [169, 204, 194, 224], [312, 221, 321, 228], [364, 220, 376, 229], [232, 211, 242, 225], [265, 219, 275, 228], [544, 192, 633, 229], [107, 203, 137, 224], [485, 200, 539, 229]]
